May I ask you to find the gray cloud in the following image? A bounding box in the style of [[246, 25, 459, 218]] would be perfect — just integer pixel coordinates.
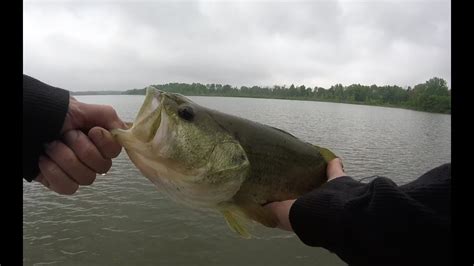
[[23, 0, 450, 91]]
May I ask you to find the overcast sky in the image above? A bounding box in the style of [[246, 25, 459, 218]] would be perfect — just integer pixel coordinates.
[[23, 0, 450, 92]]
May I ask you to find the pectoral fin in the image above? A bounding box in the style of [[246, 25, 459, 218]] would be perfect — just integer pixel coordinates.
[[233, 198, 278, 228], [219, 199, 279, 238], [220, 209, 251, 239]]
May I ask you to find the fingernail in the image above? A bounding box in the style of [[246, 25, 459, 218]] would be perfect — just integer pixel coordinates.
[[99, 128, 105, 138]]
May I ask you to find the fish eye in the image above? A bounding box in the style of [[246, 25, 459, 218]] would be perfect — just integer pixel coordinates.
[[178, 105, 195, 121]]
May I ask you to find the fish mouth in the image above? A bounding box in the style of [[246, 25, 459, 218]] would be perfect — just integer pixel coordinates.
[[130, 87, 166, 143], [112, 87, 165, 144]]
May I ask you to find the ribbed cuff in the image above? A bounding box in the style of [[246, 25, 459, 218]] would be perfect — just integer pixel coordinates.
[[289, 176, 363, 249], [23, 75, 70, 142], [23, 75, 70, 181]]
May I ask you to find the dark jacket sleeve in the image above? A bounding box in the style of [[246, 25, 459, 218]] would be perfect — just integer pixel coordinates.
[[289, 163, 451, 266], [23, 74, 70, 182]]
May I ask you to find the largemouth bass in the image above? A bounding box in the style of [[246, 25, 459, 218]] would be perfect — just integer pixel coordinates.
[[111, 87, 336, 238]]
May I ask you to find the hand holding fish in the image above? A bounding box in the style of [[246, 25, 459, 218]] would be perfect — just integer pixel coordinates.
[[262, 158, 346, 232], [35, 97, 127, 195]]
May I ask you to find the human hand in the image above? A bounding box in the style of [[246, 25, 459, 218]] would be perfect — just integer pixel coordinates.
[[264, 199, 296, 231], [326, 157, 345, 182], [263, 158, 346, 231], [35, 97, 127, 195]]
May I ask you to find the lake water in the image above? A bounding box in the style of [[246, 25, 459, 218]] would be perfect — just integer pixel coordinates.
[[23, 95, 451, 266]]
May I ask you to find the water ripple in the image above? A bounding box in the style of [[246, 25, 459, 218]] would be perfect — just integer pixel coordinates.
[[24, 96, 450, 266]]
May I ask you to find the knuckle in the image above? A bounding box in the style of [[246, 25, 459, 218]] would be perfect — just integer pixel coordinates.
[[73, 134, 97, 158], [81, 143, 98, 159], [63, 152, 77, 166], [48, 142, 77, 167], [64, 130, 80, 143], [44, 162, 62, 178]]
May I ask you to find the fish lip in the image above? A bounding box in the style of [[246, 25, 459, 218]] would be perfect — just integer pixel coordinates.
[[146, 86, 163, 98], [148, 90, 165, 142], [128, 87, 166, 143], [146, 86, 164, 112]]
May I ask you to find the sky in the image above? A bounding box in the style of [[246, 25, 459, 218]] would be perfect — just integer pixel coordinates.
[[23, 0, 451, 92]]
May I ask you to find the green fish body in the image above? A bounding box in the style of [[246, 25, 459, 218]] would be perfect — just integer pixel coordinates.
[[112, 87, 336, 238]]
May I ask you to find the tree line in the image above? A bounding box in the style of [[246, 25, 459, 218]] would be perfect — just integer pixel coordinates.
[[124, 77, 450, 114]]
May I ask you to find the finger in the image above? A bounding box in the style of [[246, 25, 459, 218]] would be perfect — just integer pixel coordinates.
[[263, 200, 295, 231], [63, 130, 112, 174], [327, 158, 346, 181], [79, 103, 127, 130], [34, 173, 50, 188], [44, 141, 96, 186], [38, 156, 79, 195], [88, 127, 122, 159]]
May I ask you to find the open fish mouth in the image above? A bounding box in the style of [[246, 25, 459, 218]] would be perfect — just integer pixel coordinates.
[[111, 87, 165, 144], [131, 87, 165, 143]]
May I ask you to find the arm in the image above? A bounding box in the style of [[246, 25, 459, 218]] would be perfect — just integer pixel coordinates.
[[23, 74, 127, 194], [265, 160, 451, 265], [23, 74, 70, 181]]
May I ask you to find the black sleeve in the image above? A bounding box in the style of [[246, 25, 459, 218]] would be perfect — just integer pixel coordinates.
[[289, 163, 451, 266], [23, 74, 70, 182]]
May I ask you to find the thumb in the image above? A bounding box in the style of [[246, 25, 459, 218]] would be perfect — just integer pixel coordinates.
[[327, 158, 345, 182], [75, 102, 127, 131]]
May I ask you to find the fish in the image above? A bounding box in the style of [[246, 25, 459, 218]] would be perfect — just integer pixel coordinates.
[[111, 87, 337, 238]]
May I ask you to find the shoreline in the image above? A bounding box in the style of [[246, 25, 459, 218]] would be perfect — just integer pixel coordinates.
[[74, 93, 451, 115]]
